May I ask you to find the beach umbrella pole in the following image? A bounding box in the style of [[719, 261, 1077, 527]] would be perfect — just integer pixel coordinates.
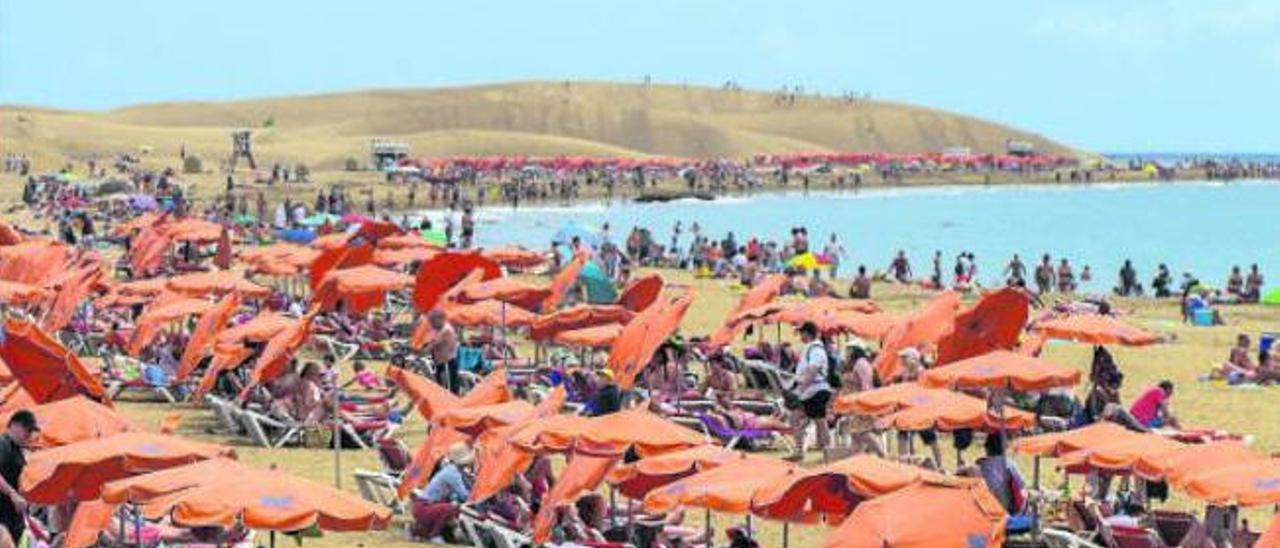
[[333, 393, 342, 488], [782, 521, 790, 548]]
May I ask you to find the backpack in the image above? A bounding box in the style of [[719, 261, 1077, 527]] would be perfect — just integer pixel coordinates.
[[807, 344, 842, 390]]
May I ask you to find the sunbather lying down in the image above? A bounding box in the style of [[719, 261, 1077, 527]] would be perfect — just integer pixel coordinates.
[[96, 512, 251, 547]]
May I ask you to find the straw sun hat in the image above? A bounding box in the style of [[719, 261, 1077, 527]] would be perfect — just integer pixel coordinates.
[[447, 442, 475, 466]]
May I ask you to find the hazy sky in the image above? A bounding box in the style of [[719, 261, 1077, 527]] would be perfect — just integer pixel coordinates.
[[3, 0, 1279, 152]]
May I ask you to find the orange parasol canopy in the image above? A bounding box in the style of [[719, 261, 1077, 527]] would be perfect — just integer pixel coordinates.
[[936, 287, 1030, 365], [1057, 434, 1185, 472], [770, 297, 880, 325], [644, 454, 799, 514], [1033, 314, 1160, 346], [921, 350, 1081, 391], [833, 382, 935, 416], [0, 317, 108, 404], [127, 297, 214, 356], [617, 273, 664, 312], [437, 400, 536, 437], [412, 251, 501, 313], [167, 465, 391, 532], [529, 304, 635, 342], [0, 280, 51, 305], [445, 300, 537, 328], [41, 264, 103, 333], [467, 387, 568, 504], [1182, 459, 1280, 507], [385, 366, 462, 421], [481, 246, 546, 270], [0, 396, 134, 448], [824, 479, 1007, 548], [215, 312, 295, 346], [377, 233, 437, 250], [0, 221, 23, 246], [455, 278, 552, 311], [20, 432, 234, 504], [1258, 513, 1280, 548], [0, 240, 71, 285], [752, 454, 938, 522], [552, 323, 623, 349], [531, 453, 618, 544], [543, 252, 588, 311], [607, 445, 740, 500], [63, 499, 116, 548], [243, 310, 316, 389], [167, 270, 271, 299], [1134, 441, 1263, 486], [176, 292, 241, 381], [573, 408, 707, 457], [309, 233, 351, 251], [878, 390, 1035, 432], [608, 291, 696, 390], [817, 311, 898, 339], [165, 218, 224, 243], [1011, 422, 1140, 457], [308, 243, 374, 290], [874, 291, 961, 381], [102, 458, 246, 508], [313, 265, 412, 313], [372, 246, 437, 267], [708, 274, 788, 347]]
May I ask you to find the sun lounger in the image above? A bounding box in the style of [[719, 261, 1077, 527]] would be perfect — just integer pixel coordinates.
[[103, 353, 180, 403], [742, 360, 795, 393], [314, 334, 360, 363], [238, 409, 311, 448], [205, 395, 245, 434], [696, 412, 788, 451]]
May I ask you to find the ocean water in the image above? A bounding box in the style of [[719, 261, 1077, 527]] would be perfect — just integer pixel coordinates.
[[466, 180, 1280, 293]]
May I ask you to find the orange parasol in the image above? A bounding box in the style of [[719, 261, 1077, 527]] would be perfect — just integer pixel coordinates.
[[167, 270, 271, 299], [481, 246, 547, 270], [921, 350, 1081, 392], [445, 300, 537, 328], [126, 297, 214, 356], [412, 251, 501, 313], [243, 310, 316, 389], [1011, 422, 1140, 457], [824, 479, 1007, 548], [20, 432, 234, 504], [769, 297, 880, 325], [0, 221, 22, 246], [531, 452, 618, 544], [529, 304, 635, 342], [0, 317, 108, 404], [377, 233, 438, 250], [1258, 513, 1280, 548], [0, 240, 72, 285], [63, 499, 116, 548], [816, 310, 898, 339], [616, 273, 664, 312], [708, 274, 788, 348], [467, 387, 568, 504], [437, 400, 536, 437], [936, 287, 1030, 365], [832, 382, 935, 416], [372, 246, 437, 267], [176, 292, 241, 381], [309, 233, 351, 251], [878, 390, 1036, 432], [0, 280, 51, 305], [308, 242, 374, 290], [608, 291, 696, 390], [215, 311, 295, 346], [313, 264, 412, 313], [167, 465, 391, 532], [607, 445, 740, 500], [644, 454, 799, 514], [752, 454, 937, 522], [1181, 459, 1280, 506], [165, 218, 223, 243], [874, 291, 961, 381], [455, 278, 551, 311], [41, 264, 103, 333], [543, 252, 588, 311], [1057, 434, 1185, 472], [0, 396, 134, 448], [1134, 441, 1263, 486], [1033, 314, 1160, 346], [552, 323, 623, 349]]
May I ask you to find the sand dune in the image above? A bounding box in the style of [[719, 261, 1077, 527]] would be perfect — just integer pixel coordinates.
[[1, 81, 1077, 169]]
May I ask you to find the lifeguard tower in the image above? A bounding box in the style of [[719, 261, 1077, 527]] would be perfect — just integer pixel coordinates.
[[371, 139, 410, 171]]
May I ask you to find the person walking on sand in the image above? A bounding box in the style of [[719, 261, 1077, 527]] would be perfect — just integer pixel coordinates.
[[425, 310, 461, 394], [787, 322, 832, 463], [1034, 254, 1056, 295], [1004, 254, 1026, 286]]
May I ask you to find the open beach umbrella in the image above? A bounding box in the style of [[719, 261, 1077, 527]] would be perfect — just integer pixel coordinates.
[[456, 278, 552, 311], [552, 323, 623, 349], [0, 396, 135, 449], [529, 304, 635, 342], [616, 272, 664, 312], [1182, 459, 1280, 507], [608, 291, 696, 390], [102, 458, 245, 508], [832, 382, 934, 416], [921, 350, 1081, 392], [166, 465, 392, 532], [127, 297, 214, 356], [0, 317, 109, 404], [167, 270, 271, 299], [824, 479, 1007, 548], [436, 400, 536, 437], [770, 297, 880, 326], [877, 390, 1036, 432], [377, 233, 436, 250], [817, 311, 898, 339], [936, 287, 1029, 365], [445, 300, 538, 329], [177, 292, 241, 382], [531, 452, 617, 544], [1134, 441, 1263, 487], [242, 310, 317, 390], [708, 274, 788, 348], [467, 386, 568, 504], [1056, 434, 1185, 473], [481, 246, 547, 270], [607, 445, 740, 500], [544, 251, 588, 310], [0, 280, 51, 306], [312, 265, 412, 313], [1257, 513, 1280, 547], [373, 246, 438, 267], [1032, 314, 1160, 346], [1011, 422, 1140, 457], [752, 454, 938, 522], [20, 432, 234, 504], [644, 454, 799, 514], [412, 251, 501, 313], [874, 291, 962, 381]]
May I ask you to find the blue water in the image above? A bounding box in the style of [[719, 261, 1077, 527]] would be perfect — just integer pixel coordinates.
[[467, 180, 1280, 293]]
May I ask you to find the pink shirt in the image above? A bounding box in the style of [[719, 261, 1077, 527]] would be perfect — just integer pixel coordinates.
[[1129, 386, 1168, 425]]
